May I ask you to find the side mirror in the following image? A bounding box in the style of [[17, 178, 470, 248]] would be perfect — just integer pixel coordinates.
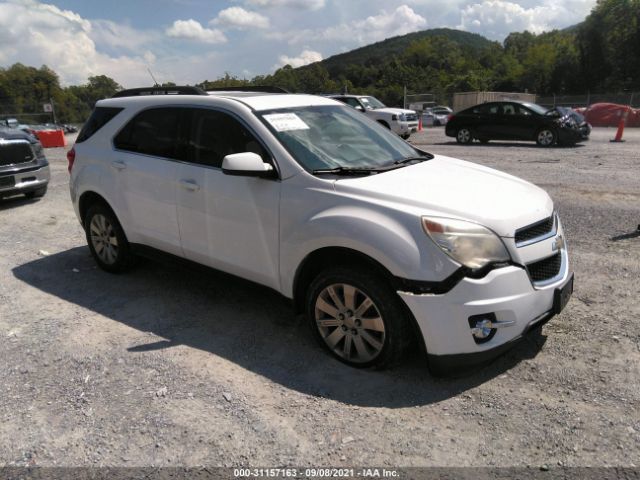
[[355, 105, 365, 112], [221, 152, 276, 178]]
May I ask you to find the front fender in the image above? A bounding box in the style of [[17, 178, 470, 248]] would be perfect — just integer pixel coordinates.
[[280, 205, 458, 297]]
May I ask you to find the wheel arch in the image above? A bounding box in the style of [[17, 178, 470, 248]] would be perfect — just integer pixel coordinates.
[[535, 125, 558, 146], [78, 190, 117, 227], [292, 246, 426, 353]]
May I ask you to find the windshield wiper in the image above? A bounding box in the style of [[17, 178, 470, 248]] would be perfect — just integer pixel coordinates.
[[312, 166, 391, 175], [313, 156, 432, 176], [393, 155, 430, 165]]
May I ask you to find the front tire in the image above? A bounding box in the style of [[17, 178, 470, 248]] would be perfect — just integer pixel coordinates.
[[456, 127, 473, 144], [306, 267, 411, 369], [536, 128, 557, 147], [84, 203, 134, 273]]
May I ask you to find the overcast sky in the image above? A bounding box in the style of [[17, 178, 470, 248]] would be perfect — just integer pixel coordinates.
[[0, 0, 597, 87]]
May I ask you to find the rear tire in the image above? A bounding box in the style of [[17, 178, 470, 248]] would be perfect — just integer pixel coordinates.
[[456, 127, 473, 144], [84, 203, 134, 273], [306, 267, 411, 369]]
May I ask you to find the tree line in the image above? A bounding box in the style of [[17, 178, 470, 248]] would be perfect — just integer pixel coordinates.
[[1, 0, 637, 123]]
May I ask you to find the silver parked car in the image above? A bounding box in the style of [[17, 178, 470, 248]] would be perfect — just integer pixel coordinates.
[[422, 106, 452, 127]]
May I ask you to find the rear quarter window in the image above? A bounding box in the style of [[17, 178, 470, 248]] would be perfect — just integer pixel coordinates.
[[76, 107, 124, 143]]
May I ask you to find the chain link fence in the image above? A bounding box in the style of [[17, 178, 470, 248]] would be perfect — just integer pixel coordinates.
[[536, 92, 640, 109], [0, 99, 56, 125], [405, 91, 640, 110]]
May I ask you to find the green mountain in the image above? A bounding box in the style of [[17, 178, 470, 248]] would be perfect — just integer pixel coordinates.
[[318, 28, 497, 74]]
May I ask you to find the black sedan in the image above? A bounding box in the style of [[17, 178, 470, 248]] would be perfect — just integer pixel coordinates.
[[445, 101, 591, 147]]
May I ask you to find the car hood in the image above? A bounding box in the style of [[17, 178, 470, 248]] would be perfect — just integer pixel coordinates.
[[0, 127, 38, 144], [373, 107, 416, 116], [333, 155, 553, 238], [548, 107, 588, 126]]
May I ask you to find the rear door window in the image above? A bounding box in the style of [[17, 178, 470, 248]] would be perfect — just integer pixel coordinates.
[[470, 104, 493, 114], [488, 104, 502, 115], [114, 108, 183, 160]]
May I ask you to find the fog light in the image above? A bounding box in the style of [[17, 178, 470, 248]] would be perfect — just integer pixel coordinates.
[[468, 313, 497, 344], [471, 319, 493, 339]]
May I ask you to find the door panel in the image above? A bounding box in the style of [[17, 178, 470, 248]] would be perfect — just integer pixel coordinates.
[[116, 152, 182, 255], [112, 107, 184, 255], [177, 164, 281, 289], [513, 104, 540, 140], [176, 108, 281, 290], [482, 103, 510, 139]]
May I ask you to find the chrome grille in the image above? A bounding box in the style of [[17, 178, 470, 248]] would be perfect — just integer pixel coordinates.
[[515, 215, 555, 246], [0, 140, 34, 166], [527, 253, 562, 283]]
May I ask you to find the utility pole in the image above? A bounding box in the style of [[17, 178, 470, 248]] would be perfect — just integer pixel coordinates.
[[50, 97, 58, 125], [46, 81, 57, 125]]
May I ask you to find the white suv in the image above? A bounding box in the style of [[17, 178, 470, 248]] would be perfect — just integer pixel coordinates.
[[69, 86, 573, 374], [329, 94, 419, 139]]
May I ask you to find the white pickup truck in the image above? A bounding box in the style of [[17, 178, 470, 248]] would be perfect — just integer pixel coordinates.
[[329, 94, 419, 139]]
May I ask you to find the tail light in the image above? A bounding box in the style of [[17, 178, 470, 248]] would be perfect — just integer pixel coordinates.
[[448, 114, 455, 122], [67, 147, 76, 173]]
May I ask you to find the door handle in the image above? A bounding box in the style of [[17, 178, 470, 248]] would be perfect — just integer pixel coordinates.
[[180, 179, 200, 192], [111, 160, 127, 170]]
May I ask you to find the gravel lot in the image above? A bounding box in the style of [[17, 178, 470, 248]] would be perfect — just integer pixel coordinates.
[[1, 127, 638, 469]]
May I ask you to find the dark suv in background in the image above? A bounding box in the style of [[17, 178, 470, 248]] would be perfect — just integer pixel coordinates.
[[0, 127, 50, 199]]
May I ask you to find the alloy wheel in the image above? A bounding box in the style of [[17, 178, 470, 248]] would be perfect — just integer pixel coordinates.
[[89, 214, 119, 265], [537, 129, 555, 146], [314, 283, 386, 364], [457, 128, 472, 144]]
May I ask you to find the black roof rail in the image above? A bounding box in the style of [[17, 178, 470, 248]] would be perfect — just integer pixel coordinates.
[[112, 86, 207, 98], [206, 86, 289, 94]]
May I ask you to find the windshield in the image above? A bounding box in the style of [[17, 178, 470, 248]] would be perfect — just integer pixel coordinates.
[[359, 96, 386, 110], [522, 102, 549, 115], [258, 105, 428, 172]]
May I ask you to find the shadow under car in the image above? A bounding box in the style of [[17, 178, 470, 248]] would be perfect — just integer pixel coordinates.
[[12, 246, 547, 407]]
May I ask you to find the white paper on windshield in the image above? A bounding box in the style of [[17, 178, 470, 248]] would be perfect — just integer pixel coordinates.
[[263, 113, 310, 132]]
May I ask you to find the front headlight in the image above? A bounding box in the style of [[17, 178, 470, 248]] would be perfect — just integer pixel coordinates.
[[398, 113, 407, 122], [32, 142, 45, 159], [422, 216, 510, 269]]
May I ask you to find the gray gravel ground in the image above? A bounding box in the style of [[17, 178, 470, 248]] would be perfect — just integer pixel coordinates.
[[0, 127, 638, 469]]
